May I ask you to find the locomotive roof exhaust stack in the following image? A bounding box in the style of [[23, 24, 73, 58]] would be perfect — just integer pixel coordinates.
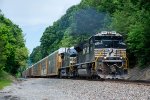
[[95, 31, 121, 36], [101, 31, 116, 35]]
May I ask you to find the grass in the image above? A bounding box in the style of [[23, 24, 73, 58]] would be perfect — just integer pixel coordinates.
[[0, 80, 12, 89], [0, 71, 14, 90]]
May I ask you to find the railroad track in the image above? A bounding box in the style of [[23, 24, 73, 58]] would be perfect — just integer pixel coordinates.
[[26, 76, 150, 86], [54, 76, 150, 86], [86, 78, 150, 86], [105, 79, 150, 86]]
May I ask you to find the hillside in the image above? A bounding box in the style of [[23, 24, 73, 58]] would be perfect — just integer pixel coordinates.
[[30, 0, 150, 70], [0, 71, 15, 89], [129, 67, 150, 81]]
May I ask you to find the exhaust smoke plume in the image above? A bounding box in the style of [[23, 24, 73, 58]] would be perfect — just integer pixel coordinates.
[[70, 8, 111, 35]]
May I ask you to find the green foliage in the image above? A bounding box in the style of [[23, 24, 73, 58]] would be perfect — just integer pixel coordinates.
[[0, 12, 28, 74], [0, 80, 11, 90], [30, 46, 42, 63], [110, 1, 150, 68], [30, 0, 150, 68]]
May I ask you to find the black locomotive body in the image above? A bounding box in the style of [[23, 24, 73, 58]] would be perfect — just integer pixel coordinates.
[[74, 31, 128, 79], [23, 31, 128, 79]]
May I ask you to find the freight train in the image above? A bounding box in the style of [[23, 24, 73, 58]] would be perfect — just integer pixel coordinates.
[[22, 31, 128, 79]]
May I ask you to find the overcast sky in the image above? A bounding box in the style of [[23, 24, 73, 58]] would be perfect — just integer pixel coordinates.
[[0, 0, 81, 53]]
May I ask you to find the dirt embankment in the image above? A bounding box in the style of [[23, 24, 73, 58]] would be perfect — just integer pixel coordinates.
[[129, 67, 150, 81]]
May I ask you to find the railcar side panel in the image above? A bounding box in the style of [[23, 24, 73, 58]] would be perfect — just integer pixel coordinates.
[[47, 51, 58, 75], [28, 67, 32, 77], [33, 64, 38, 76], [37, 63, 41, 76], [41, 58, 47, 76]]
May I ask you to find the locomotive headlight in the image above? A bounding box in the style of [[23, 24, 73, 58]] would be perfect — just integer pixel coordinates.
[[120, 57, 123, 59], [104, 57, 107, 59]]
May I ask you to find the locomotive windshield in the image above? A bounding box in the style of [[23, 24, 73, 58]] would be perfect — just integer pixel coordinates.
[[94, 36, 126, 48]]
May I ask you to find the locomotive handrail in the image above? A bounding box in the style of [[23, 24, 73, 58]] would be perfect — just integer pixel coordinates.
[[120, 51, 128, 69], [93, 50, 104, 70], [95, 50, 104, 61]]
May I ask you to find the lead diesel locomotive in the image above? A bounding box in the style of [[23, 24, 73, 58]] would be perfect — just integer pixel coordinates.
[[23, 31, 128, 79]]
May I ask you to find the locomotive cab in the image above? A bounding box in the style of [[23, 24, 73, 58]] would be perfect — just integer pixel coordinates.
[[93, 31, 128, 79]]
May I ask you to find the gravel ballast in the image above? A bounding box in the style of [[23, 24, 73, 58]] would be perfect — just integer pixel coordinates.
[[0, 78, 150, 100]]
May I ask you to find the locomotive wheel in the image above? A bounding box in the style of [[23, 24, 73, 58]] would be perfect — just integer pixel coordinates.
[[58, 70, 62, 78]]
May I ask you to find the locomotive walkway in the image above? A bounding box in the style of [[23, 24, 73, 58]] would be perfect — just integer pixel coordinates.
[[0, 78, 150, 100]]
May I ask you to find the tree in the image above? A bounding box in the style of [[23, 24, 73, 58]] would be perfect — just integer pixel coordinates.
[[30, 46, 42, 63], [0, 12, 28, 74]]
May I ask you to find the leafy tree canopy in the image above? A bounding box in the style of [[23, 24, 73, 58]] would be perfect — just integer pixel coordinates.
[[0, 11, 28, 75]]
